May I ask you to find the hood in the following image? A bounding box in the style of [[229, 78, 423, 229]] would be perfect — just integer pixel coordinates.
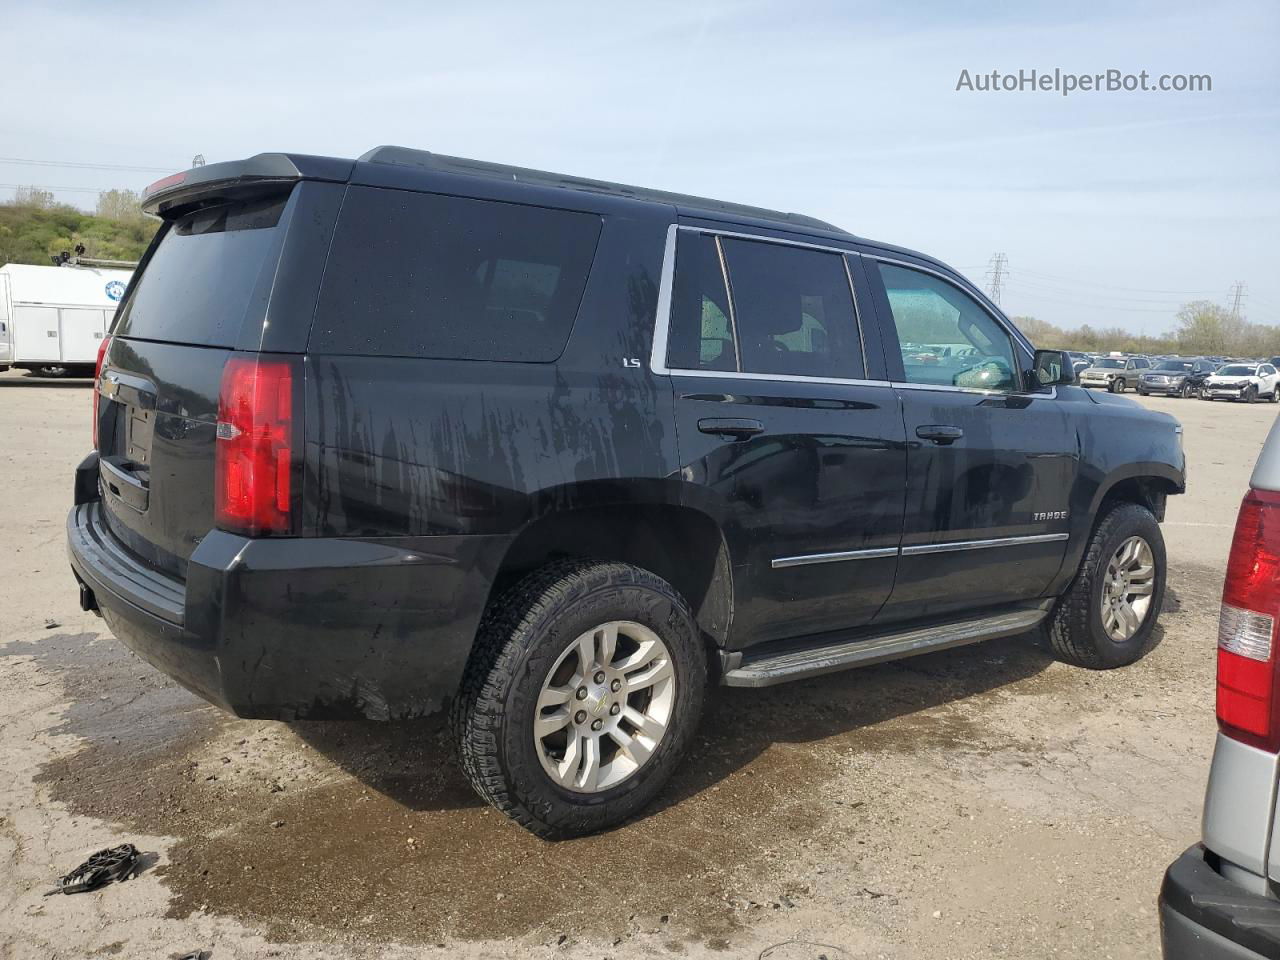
[[1082, 365, 1125, 375], [1085, 388, 1142, 408]]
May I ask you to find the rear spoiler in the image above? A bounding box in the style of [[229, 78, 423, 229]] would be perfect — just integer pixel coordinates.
[[141, 153, 353, 217]]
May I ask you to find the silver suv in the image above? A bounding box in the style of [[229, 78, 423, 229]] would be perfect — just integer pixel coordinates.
[[1160, 415, 1280, 957]]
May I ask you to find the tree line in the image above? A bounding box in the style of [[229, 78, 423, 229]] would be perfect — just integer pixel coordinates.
[[1013, 302, 1280, 358], [0, 187, 158, 267]]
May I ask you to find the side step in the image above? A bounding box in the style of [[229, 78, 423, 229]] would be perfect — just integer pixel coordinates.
[[721, 607, 1048, 688]]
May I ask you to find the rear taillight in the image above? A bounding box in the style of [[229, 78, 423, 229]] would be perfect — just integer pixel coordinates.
[[92, 335, 111, 448], [1217, 488, 1280, 750], [215, 354, 296, 536]]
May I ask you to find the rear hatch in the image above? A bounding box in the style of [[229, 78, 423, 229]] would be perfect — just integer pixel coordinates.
[[96, 164, 346, 578]]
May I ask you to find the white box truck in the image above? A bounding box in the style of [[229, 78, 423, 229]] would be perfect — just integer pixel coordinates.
[[0, 263, 133, 376]]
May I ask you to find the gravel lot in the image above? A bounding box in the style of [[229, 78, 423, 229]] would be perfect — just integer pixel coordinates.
[[1, 368, 1273, 960]]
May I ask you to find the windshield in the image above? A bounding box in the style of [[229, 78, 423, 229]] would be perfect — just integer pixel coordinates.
[[1094, 358, 1125, 369], [1154, 362, 1193, 372], [1218, 365, 1257, 376]]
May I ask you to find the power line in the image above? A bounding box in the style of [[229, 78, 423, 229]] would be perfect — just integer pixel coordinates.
[[0, 156, 176, 173], [0, 182, 107, 195], [1003, 278, 1194, 305], [1015, 267, 1217, 296], [985, 252, 1007, 305]]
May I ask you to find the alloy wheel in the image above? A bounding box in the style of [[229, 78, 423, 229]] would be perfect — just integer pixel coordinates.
[[1100, 536, 1156, 642], [533, 621, 676, 794]]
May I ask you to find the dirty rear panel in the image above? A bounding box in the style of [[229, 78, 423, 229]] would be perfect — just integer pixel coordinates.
[[97, 182, 343, 577]]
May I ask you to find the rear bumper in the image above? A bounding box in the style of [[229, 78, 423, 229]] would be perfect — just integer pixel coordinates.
[[67, 452, 508, 720], [1160, 845, 1280, 959]]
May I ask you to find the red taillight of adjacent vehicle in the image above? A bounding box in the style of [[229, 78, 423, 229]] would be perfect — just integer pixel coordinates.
[[1217, 488, 1280, 751], [92, 334, 111, 448], [215, 354, 296, 536]]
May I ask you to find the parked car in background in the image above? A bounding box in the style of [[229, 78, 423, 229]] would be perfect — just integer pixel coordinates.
[[1138, 359, 1216, 399], [1079, 355, 1151, 392], [67, 146, 1186, 838], [1066, 351, 1092, 376], [1160, 417, 1280, 958], [1202, 363, 1280, 403]]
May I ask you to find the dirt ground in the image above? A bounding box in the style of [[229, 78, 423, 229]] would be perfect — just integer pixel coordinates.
[[1, 367, 1273, 960]]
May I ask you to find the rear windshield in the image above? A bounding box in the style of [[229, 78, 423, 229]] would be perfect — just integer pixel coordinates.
[[113, 193, 289, 347], [310, 186, 602, 362]]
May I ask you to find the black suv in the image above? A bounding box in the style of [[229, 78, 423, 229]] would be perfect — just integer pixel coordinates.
[[1138, 358, 1216, 398], [67, 148, 1186, 838]]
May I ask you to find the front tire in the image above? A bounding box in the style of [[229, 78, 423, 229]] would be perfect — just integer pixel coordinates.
[[452, 561, 706, 838], [1108, 379, 1123, 394], [1043, 502, 1166, 669], [1247, 385, 1258, 404]]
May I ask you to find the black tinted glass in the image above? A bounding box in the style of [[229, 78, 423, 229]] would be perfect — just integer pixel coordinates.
[[114, 192, 289, 347], [666, 233, 736, 371], [312, 187, 602, 361], [719, 238, 862, 379]]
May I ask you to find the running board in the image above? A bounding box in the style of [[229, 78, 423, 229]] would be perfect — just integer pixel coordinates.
[[721, 607, 1047, 688]]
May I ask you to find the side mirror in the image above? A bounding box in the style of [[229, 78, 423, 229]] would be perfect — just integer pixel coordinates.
[[1032, 349, 1075, 388]]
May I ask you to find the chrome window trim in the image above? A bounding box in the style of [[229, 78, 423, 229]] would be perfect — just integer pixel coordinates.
[[649, 223, 875, 384], [669, 369, 892, 387], [648, 222, 679, 374], [899, 532, 1068, 557], [772, 547, 898, 569], [892, 381, 1057, 400]]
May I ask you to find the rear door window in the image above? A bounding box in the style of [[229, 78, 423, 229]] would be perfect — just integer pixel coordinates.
[[665, 230, 864, 380], [311, 186, 602, 362]]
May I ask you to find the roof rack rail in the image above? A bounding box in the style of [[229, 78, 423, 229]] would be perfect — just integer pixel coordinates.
[[357, 145, 849, 236]]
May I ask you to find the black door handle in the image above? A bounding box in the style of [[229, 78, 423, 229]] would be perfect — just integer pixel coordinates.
[[916, 424, 964, 445], [698, 417, 764, 440]]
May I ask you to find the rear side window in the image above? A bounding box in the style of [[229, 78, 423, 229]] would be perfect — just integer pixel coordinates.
[[311, 187, 602, 361], [114, 193, 289, 347], [665, 230, 864, 380], [721, 238, 862, 379]]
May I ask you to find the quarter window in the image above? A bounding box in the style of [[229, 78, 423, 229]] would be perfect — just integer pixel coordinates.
[[311, 187, 602, 361], [875, 263, 1019, 393]]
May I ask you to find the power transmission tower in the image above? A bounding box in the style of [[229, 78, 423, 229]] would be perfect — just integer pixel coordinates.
[[1228, 280, 1247, 319], [985, 253, 1008, 305], [191, 154, 206, 168]]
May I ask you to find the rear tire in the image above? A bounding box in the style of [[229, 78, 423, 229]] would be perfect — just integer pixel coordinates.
[[1043, 502, 1166, 669], [452, 560, 706, 839]]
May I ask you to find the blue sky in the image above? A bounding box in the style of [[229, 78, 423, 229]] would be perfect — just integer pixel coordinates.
[[4, 0, 1276, 334]]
